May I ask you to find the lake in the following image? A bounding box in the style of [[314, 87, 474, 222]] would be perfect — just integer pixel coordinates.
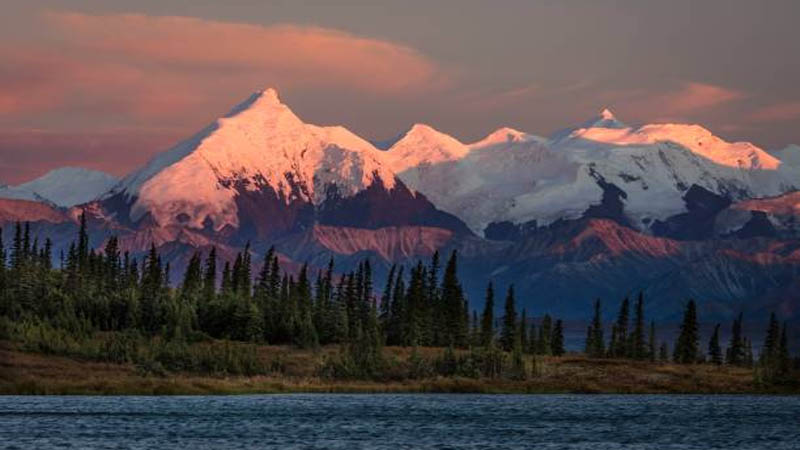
[[1, 394, 798, 449]]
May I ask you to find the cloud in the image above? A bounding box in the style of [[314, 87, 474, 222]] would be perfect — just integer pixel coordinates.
[[592, 81, 746, 123], [655, 82, 745, 115], [0, 11, 447, 120], [631, 82, 745, 121], [0, 129, 181, 184], [748, 101, 800, 122]]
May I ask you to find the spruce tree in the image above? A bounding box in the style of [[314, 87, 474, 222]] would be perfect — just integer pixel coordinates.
[[607, 324, 618, 358], [537, 315, 552, 356], [586, 299, 605, 358], [673, 300, 699, 364], [480, 282, 495, 347], [77, 213, 89, 270], [440, 251, 466, 347], [500, 285, 517, 352], [551, 319, 565, 356], [648, 321, 656, 362], [760, 312, 780, 367], [427, 251, 441, 344], [727, 312, 745, 366], [614, 297, 630, 358], [202, 247, 217, 302], [11, 222, 22, 270], [388, 267, 406, 346], [778, 322, 790, 376], [631, 292, 646, 359], [708, 324, 723, 365], [379, 264, 396, 332]]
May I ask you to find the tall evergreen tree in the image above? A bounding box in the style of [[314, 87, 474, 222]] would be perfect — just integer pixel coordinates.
[[778, 322, 790, 376], [760, 312, 781, 367], [614, 297, 630, 358], [648, 321, 656, 362], [586, 299, 605, 358], [726, 312, 745, 366], [202, 247, 217, 302], [499, 285, 517, 352], [673, 300, 699, 364], [537, 315, 552, 356], [480, 282, 495, 347], [630, 292, 646, 359], [551, 319, 565, 356], [379, 264, 396, 331], [708, 324, 723, 365], [77, 212, 89, 270], [440, 251, 466, 347]]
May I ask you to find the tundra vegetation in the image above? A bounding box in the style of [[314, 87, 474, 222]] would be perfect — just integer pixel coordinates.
[[0, 217, 797, 394]]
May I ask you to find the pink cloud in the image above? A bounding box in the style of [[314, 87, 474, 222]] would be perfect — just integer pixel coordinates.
[[0, 11, 447, 121], [656, 82, 745, 115], [748, 101, 800, 122], [590, 81, 746, 123], [43, 11, 445, 94], [0, 129, 182, 184]]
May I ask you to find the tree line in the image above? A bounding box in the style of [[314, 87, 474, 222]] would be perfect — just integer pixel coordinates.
[[584, 295, 794, 381], [0, 217, 562, 355], [0, 216, 793, 382]]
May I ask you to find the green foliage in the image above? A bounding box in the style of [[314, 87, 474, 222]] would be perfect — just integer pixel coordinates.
[[673, 300, 699, 364], [726, 312, 746, 366], [709, 324, 723, 365], [630, 293, 646, 359], [479, 282, 495, 347], [585, 299, 605, 358], [551, 319, 565, 356], [499, 285, 517, 351], [758, 314, 792, 383]]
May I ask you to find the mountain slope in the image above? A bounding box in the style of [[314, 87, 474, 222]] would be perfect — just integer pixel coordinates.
[[770, 144, 800, 168], [0, 168, 118, 207], [388, 110, 799, 235], [106, 88, 397, 232], [87, 89, 470, 253]]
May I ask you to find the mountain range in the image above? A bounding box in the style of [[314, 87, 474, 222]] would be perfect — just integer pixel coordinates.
[[2, 88, 799, 322]]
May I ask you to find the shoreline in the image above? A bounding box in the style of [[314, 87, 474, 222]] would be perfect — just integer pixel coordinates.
[[3, 345, 797, 396]]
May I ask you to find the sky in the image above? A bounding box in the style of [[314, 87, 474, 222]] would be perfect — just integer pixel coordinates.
[[1, 0, 799, 184]]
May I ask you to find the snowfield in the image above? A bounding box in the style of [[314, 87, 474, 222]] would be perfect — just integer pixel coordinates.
[[0, 167, 118, 208], [4, 89, 799, 238]]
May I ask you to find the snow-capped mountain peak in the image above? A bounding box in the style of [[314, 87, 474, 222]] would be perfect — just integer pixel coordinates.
[[0, 167, 118, 207], [571, 122, 782, 170], [469, 127, 544, 149], [550, 108, 629, 142], [583, 107, 627, 130], [383, 123, 468, 173], [113, 88, 396, 231]]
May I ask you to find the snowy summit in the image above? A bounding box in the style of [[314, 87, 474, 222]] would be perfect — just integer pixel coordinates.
[[0, 167, 118, 208]]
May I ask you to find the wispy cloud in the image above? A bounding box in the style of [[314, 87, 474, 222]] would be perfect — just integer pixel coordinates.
[[0, 11, 448, 119], [633, 82, 745, 121], [589, 81, 746, 123], [655, 82, 745, 115], [748, 101, 800, 122]]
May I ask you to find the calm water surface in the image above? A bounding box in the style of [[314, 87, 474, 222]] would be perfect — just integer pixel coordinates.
[[1, 394, 798, 449]]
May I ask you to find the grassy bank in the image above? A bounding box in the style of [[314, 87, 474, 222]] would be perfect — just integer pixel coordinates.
[[2, 341, 797, 395]]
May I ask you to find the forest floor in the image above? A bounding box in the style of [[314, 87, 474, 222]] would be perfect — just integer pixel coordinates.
[[1, 341, 797, 395]]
